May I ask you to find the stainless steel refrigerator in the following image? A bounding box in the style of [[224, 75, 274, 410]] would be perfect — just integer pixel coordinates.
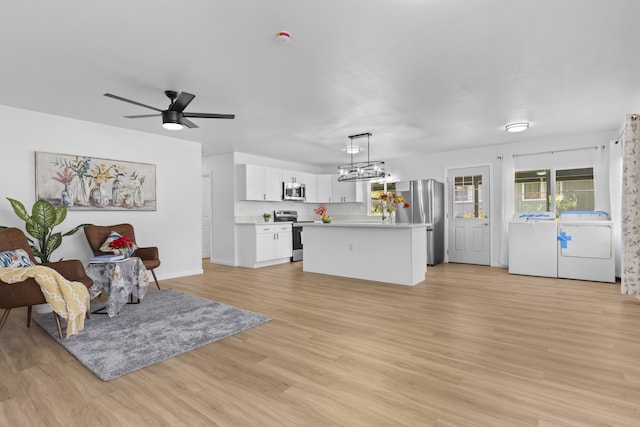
[[396, 179, 445, 265]]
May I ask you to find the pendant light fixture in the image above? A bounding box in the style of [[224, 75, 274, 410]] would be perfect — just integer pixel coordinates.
[[337, 132, 386, 182]]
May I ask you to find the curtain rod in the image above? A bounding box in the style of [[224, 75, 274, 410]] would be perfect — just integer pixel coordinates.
[[512, 145, 599, 158]]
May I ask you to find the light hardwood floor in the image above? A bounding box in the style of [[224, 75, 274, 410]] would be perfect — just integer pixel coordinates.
[[1, 261, 639, 426]]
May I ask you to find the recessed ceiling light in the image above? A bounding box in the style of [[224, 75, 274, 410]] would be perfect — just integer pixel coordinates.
[[505, 122, 530, 133]]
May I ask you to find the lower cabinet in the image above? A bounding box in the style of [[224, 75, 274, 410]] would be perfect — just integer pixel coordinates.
[[237, 223, 292, 268]]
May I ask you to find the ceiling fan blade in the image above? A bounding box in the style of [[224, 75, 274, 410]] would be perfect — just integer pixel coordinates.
[[169, 92, 195, 113], [183, 112, 235, 119], [180, 116, 198, 129], [104, 93, 163, 112], [124, 114, 161, 118]]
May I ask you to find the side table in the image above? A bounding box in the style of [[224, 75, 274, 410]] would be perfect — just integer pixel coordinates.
[[86, 256, 150, 317]]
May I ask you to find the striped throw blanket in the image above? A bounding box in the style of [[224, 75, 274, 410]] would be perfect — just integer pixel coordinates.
[[0, 266, 90, 337]]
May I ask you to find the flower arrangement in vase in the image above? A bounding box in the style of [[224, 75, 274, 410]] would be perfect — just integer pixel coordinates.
[[52, 167, 76, 207], [108, 235, 135, 257], [377, 193, 410, 223], [54, 156, 91, 206], [314, 204, 332, 223], [88, 163, 113, 208]]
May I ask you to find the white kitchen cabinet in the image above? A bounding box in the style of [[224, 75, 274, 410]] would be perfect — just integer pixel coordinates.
[[316, 174, 333, 203], [303, 173, 318, 203], [331, 175, 363, 203], [236, 223, 292, 268], [315, 174, 362, 203], [238, 164, 282, 201], [282, 169, 305, 184]]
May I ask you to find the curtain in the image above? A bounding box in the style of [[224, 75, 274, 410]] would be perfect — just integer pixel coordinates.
[[622, 114, 640, 295], [499, 154, 515, 266]]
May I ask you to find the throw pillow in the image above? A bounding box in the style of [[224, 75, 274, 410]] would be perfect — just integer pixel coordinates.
[[0, 249, 35, 268], [99, 231, 123, 253], [99, 231, 138, 254]]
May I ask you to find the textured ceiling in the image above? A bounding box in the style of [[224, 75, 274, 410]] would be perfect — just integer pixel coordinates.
[[2, 0, 640, 166]]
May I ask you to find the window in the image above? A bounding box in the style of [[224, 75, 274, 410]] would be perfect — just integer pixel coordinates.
[[514, 167, 594, 214], [453, 175, 483, 219], [555, 168, 595, 214], [369, 181, 396, 215], [514, 170, 549, 212]]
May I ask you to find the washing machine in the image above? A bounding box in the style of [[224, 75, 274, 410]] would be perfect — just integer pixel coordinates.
[[508, 212, 558, 278], [557, 211, 615, 283]]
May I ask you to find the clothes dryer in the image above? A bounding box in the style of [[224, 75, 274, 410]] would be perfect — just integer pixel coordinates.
[[557, 211, 615, 283]]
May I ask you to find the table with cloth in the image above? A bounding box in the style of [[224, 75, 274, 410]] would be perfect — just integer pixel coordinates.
[[86, 257, 149, 317]]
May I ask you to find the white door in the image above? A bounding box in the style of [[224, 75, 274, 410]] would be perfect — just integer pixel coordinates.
[[202, 173, 212, 259], [447, 166, 491, 265]]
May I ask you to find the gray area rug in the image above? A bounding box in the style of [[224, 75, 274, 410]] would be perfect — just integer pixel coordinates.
[[34, 289, 271, 381]]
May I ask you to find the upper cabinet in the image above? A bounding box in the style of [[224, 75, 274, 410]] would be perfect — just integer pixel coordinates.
[[332, 176, 361, 203], [316, 174, 333, 203], [302, 173, 318, 204], [239, 165, 362, 204], [238, 164, 282, 201], [315, 174, 363, 203]]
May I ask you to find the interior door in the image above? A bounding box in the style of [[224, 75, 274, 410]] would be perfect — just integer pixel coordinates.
[[202, 173, 211, 259], [447, 166, 491, 265]]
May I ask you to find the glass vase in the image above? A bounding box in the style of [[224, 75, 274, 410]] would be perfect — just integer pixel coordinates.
[[76, 177, 91, 206], [112, 178, 125, 207], [61, 184, 74, 207], [90, 183, 110, 208], [387, 210, 395, 224], [133, 186, 145, 208]]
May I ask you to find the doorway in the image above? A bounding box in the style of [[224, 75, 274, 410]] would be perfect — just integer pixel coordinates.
[[447, 166, 491, 265]]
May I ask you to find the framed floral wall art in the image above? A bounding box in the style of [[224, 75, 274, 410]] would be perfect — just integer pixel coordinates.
[[35, 151, 156, 211]]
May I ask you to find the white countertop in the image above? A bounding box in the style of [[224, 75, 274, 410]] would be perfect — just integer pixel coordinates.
[[236, 221, 293, 225], [303, 222, 429, 229]]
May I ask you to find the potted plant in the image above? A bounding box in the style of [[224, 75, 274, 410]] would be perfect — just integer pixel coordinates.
[[0, 198, 90, 262], [262, 212, 272, 223]]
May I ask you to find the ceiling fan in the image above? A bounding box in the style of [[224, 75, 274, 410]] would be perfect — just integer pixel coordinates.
[[104, 90, 235, 130]]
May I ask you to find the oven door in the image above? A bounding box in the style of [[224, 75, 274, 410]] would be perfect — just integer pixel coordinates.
[[291, 224, 303, 261]]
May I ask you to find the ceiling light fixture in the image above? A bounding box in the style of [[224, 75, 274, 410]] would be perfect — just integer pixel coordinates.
[[162, 110, 183, 130], [505, 122, 530, 133], [337, 132, 386, 182], [344, 145, 361, 154]]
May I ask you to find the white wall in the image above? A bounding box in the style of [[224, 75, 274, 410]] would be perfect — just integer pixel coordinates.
[[0, 105, 203, 279]]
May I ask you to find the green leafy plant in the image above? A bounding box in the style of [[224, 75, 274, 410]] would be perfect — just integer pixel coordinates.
[[0, 198, 90, 262]]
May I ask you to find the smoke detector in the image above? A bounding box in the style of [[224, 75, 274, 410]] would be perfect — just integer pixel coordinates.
[[276, 31, 291, 44]]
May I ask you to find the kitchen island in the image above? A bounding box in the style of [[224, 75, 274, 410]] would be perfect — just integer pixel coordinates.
[[303, 222, 428, 286]]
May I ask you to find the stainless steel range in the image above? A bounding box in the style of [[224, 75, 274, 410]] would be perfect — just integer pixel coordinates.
[[273, 210, 312, 262]]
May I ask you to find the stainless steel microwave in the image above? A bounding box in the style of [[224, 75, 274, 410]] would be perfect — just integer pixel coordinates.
[[283, 182, 305, 201]]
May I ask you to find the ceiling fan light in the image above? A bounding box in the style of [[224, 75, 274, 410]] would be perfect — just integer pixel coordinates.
[[162, 110, 183, 130], [162, 122, 183, 130], [505, 122, 530, 133]]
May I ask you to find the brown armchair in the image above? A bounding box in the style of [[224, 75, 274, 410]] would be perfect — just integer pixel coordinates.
[[0, 227, 93, 339], [84, 223, 161, 290]]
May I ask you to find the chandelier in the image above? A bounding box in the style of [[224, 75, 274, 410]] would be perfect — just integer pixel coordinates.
[[337, 132, 386, 182]]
